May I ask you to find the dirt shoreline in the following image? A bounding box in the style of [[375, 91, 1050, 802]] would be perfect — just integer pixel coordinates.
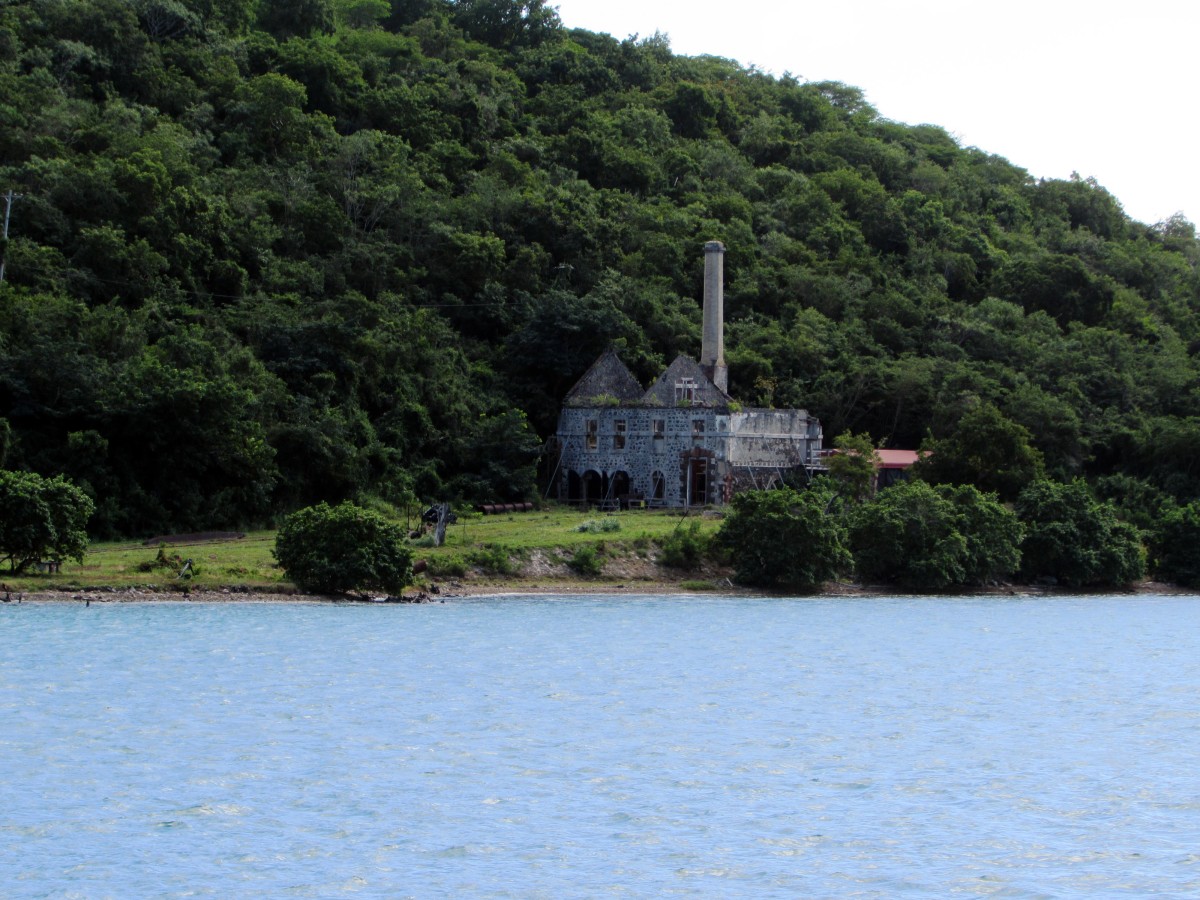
[[12, 579, 1197, 604]]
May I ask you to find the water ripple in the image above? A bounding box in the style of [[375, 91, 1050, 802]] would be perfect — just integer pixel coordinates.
[[2, 595, 1199, 897]]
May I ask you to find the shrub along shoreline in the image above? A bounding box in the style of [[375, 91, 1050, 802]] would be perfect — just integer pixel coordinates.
[[4, 488, 1195, 600]]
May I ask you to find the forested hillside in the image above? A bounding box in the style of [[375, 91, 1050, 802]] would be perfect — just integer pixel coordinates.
[[2, 0, 1198, 538]]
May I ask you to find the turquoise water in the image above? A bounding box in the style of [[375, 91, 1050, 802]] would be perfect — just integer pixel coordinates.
[[2, 594, 1198, 897]]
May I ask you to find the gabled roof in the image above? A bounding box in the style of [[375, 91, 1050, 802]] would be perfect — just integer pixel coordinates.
[[563, 347, 644, 406], [642, 355, 731, 408]]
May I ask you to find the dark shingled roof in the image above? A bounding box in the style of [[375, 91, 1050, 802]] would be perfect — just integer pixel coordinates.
[[563, 347, 644, 406], [642, 355, 731, 408]]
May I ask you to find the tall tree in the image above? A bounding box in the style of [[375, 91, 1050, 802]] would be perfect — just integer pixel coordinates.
[[0, 470, 93, 573], [913, 403, 1045, 501], [258, 0, 335, 40], [715, 485, 850, 590], [848, 480, 1022, 590], [1016, 480, 1145, 587], [824, 431, 879, 504]]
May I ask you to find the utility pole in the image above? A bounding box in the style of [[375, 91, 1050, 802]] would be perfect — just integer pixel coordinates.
[[0, 189, 16, 284]]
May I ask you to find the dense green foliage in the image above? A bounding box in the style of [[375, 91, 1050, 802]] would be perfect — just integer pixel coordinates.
[[659, 519, 709, 570], [716, 485, 850, 590], [848, 480, 1021, 590], [2, 0, 1198, 545], [936, 483, 1024, 586], [911, 403, 1044, 501], [1015, 480, 1145, 587], [273, 500, 412, 593], [566, 543, 602, 577], [1151, 501, 1200, 588], [0, 469, 93, 572], [825, 431, 878, 503]]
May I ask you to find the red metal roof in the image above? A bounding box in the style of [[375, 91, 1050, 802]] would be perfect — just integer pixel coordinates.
[[821, 448, 924, 469], [875, 449, 922, 469]]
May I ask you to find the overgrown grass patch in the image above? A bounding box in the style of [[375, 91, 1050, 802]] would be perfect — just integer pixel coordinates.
[[658, 520, 710, 570], [8, 508, 722, 591], [431, 507, 717, 551], [5, 532, 284, 592], [465, 544, 518, 575], [426, 554, 468, 578], [567, 545, 604, 577], [575, 518, 621, 533]]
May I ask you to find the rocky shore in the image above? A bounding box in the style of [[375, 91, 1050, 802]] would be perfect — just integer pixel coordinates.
[[13, 579, 1196, 604], [19, 580, 745, 604]]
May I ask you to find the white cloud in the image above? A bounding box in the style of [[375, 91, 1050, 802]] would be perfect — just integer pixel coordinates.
[[552, 0, 1197, 225]]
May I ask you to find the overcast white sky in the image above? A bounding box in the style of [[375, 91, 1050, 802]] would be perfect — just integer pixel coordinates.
[[551, 0, 1197, 227]]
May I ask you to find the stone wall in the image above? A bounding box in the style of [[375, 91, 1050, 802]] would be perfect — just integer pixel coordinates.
[[556, 406, 722, 506], [726, 409, 823, 469], [556, 405, 822, 507]]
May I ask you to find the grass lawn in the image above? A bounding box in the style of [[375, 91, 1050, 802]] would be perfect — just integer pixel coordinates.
[[4, 506, 722, 593]]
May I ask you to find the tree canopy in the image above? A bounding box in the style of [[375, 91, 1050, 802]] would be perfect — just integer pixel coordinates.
[[912, 403, 1045, 501], [1015, 480, 1145, 587], [0, 470, 93, 573], [273, 500, 412, 594], [847, 480, 1022, 591], [0, 0, 1197, 540], [1151, 501, 1200, 588], [715, 484, 851, 590]]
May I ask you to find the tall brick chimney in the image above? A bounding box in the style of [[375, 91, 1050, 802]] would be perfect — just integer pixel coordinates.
[[700, 240, 727, 393]]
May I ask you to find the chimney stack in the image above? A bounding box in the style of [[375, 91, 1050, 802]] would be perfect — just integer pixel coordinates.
[[700, 240, 727, 393]]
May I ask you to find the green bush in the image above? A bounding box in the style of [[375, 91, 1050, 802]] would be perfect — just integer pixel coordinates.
[[939, 484, 1024, 585], [575, 518, 621, 533], [274, 502, 412, 594], [0, 470, 93, 574], [715, 485, 851, 590], [466, 544, 516, 575], [567, 545, 603, 577], [1153, 501, 1200, 587], [659, 520, 709, 570], [426, 554, 468, 578], [849, 481, 1022, 590], [1016, 479, 1145, 587]]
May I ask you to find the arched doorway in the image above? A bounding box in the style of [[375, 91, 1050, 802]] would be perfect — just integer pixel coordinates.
[[680, 449, 715, 508], [688, 457, 708, 507], [566, 470, 583, 504], [650, 470, 666, 503], [582, 470, 603, 505], [611, 471, 630, 505]]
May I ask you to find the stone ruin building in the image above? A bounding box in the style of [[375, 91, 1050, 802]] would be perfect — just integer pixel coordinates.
[[551, 241, 824, 508]]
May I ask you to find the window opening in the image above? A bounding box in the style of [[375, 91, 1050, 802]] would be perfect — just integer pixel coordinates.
[[675, 378, 697, 405]]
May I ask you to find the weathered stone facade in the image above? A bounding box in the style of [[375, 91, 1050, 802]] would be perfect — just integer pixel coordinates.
[[553, 242, 824, 508], [553, 355, 823, 508]]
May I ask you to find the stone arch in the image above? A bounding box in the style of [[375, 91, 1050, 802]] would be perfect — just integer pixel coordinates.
[[650, 470, 666, 502], [582, 469, 603, 505], [611, 470, 630, 501], [680, 448, 716, 508]]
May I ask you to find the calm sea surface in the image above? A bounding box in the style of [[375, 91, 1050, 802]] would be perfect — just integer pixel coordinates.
[[2, 594, 1199, 898]]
